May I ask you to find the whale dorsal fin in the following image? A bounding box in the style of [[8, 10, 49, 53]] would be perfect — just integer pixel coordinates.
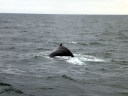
[[59, 43, 62, 46]]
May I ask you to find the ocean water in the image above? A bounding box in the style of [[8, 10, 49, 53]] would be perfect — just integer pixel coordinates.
[[0, 14, 128, 96]]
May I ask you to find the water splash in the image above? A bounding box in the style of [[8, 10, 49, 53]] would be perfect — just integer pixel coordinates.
[[69, 41, 78, 44], [76, 54, 107, 62], [56, 54, 109, 65], [66, 57, 84, 65]]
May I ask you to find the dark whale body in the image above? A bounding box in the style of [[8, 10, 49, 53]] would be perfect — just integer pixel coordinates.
[[49, 43, 74, 57]]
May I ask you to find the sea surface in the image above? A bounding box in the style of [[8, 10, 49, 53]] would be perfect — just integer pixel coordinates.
[[0, 14, 128, 96]]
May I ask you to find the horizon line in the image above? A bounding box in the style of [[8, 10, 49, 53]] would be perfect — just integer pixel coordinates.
[[0, 12, 128, 15]]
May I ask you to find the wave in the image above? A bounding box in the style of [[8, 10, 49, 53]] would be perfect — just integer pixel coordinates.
[[69, 41, 78, 44], [1, 67, 26, 75], [0, 52, 109, 75], [0, 82, 23, 94]]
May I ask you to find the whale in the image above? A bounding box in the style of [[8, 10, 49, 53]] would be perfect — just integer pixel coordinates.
[[49, 43, 74, 57]]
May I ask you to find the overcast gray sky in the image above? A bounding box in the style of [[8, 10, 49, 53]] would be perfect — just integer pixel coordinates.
[[0, 0, 128, 14]]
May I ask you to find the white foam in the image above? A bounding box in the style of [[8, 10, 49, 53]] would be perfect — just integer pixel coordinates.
[[56, 54, 108, 65], [69, 41, 78, 44], [67, 57, 84, 65], [56, 56, 85, 65], [76, 54, 107, 62]]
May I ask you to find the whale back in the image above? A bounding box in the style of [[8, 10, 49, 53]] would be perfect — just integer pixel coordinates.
[[49, 43, 74, 57]]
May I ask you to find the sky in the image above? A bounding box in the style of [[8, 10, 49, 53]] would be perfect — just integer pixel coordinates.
[[0, 0, 128, 14]]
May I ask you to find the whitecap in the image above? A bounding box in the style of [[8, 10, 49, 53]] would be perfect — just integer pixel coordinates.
[[69, 41, 78, 44], [56, 54, 109, 65], [42, 51, 109, 65], [66, 57, 84, 65], [56, 56, 85, 65], [76, 54, 107, 62]]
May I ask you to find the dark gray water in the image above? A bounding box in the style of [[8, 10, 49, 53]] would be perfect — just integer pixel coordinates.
[[0, 14, 128, 96]]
